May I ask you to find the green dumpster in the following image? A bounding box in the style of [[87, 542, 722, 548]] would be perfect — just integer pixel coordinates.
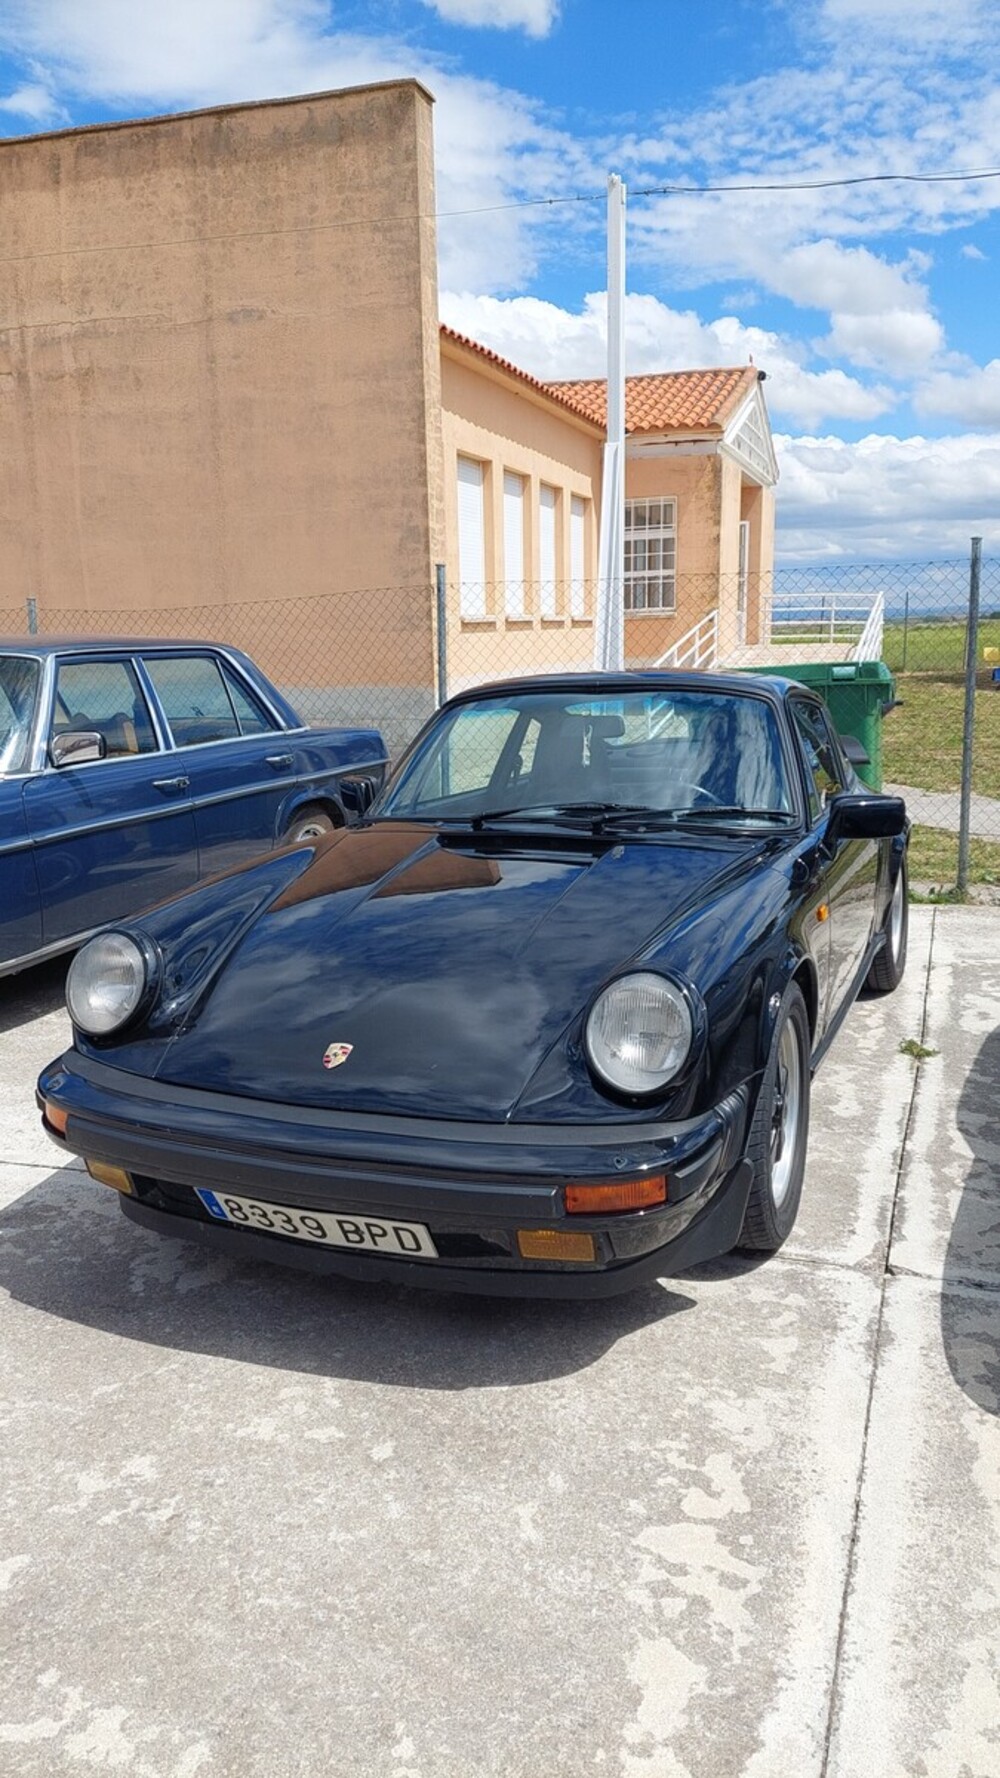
[[768, 660, 896, 790]]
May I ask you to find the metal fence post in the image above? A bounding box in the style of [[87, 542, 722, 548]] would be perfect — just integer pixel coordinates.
[[26, 596, 37, 635], [901, 586, 910, 672], [956, 536, 982, 896], [434, 562, 448, 707]]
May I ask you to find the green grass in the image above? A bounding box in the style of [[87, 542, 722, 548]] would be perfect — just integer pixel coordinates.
[[906, 824, 1000, 886], [881, 616, 1000, 674], [882, 675, 1000, 799]]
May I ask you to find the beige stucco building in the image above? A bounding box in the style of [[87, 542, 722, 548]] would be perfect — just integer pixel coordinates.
[[0, 80, 778, 746]]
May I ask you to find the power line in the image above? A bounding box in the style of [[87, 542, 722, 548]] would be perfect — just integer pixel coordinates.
[[436, 165, 1000, 218]]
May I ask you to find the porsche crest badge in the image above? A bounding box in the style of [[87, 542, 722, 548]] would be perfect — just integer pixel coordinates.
[[322, 1042, 353, 1070]]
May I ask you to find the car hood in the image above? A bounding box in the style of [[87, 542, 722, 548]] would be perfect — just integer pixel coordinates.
[[149, 822, 767, 1119]]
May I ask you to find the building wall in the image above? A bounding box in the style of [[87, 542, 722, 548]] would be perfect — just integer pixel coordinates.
[[440, 345, 603, 689], [0, 83, 444, 747], [623, 450, 723, 666]]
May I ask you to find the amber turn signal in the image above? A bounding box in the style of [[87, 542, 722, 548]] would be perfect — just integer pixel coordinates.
[[517, 1229, 596, 1263], [85, 1160, 135, 1195], [44, 1101, 69, 1136], [564, 1175, 667, 1216]]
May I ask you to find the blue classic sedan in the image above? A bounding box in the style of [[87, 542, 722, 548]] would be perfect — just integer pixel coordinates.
[[1, 639, 386, 976]]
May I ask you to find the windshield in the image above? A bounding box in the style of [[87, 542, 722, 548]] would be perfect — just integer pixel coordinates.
[[0, 655, 41, 774], [378, 689, 795, 827]]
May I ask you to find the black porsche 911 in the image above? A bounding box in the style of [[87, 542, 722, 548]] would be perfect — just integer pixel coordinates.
[[38, 672, 908, 1298]]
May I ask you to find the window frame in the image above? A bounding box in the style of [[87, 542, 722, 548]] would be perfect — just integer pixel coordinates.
[[457, 455, 489, 622], [787, 695, 849, 822], [624, 496, 677, 614], [49, 654, 161, 764]]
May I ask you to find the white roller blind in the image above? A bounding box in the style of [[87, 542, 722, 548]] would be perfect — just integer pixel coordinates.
[[570, 495, 586, 618], [539, 484, 557, 618], [457, 458, 486, 619], [503, 472, 525, 618]]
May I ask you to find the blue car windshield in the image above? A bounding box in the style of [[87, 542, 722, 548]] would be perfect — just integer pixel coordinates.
[[378, 689, 795, 825], [0, 655, 41, 774]]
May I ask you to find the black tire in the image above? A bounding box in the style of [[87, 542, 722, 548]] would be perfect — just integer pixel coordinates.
[[281, 804, 337, 845], [738, 983, 811, 1253], [866, 854, 908, 994]]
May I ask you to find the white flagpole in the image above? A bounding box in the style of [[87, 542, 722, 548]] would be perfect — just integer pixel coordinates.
[[595, 172, 626, 671]]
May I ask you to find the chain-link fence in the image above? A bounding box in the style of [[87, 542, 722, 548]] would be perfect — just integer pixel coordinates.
[[4, 550, 998, 894]]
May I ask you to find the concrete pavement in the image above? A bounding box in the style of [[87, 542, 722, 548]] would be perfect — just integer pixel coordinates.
[[885, 781, 1000, 840], [0, 911, 998, 1777]]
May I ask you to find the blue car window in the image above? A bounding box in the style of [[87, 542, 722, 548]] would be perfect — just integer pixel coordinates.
[[221, 665, 275, 736], [52, 660, 158, 758], [789, 699, 846, 819], [143, 655, 240, 747], [0, 655, 40, 773]]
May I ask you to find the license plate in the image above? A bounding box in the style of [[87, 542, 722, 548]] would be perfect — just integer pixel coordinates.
[[194, 1189, 438, 1258]]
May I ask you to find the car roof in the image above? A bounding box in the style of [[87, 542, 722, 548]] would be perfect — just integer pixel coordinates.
[[441, 670, 812, 707], [0, 637, 242, 655]]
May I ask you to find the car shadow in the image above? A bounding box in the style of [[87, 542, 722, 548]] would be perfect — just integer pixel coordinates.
[[0, 1167, 696, 1390], [941, 1023, 1000, 1416], [0, 957, 69, 1034]]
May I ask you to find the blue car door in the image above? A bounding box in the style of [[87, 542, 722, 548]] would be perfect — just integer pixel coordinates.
[[140, 651, 293, 876], [787, 696, 879, 1020], [23, 654, 199, 945], [0, 785, 42, 968]]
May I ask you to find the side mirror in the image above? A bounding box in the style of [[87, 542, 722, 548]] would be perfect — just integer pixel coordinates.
[[825, 791, 906, 844], [340, 774, 378, 820], [51, 731, 107, 768]]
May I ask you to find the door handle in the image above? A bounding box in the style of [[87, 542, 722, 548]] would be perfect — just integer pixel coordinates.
[[266, 753, 293, 771], [153, 776, 190, 794]]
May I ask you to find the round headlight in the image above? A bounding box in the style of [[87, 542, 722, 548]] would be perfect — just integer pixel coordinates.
[[586, 972, 695, 1097], [66, 932, 150, 1036]]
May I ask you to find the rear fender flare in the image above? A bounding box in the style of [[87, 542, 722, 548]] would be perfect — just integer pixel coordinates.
[[273, 789, 346, 843]]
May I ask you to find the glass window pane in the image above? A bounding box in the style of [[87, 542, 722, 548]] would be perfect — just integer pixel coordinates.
[[144, 655, 239, 747], [52, 659, 158, 757], [222, 665, 274, 735]]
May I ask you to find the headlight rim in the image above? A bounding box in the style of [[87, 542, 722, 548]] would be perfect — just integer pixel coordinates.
[[66, 928, 161, 1040], [583, 968, 706, 1102]]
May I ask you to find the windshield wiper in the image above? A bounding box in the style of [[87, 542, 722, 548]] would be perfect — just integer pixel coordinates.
[[465, 801, 654, 832], [666, 806, 795, 825]]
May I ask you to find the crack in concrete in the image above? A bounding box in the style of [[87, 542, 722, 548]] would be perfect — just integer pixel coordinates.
[[817, 904, 938, 1778]]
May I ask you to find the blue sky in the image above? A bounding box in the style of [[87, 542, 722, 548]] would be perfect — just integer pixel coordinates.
[[0, 0, 998, 560]]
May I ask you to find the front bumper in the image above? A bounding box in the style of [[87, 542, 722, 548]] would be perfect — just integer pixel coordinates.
[[38, 1051, 754, 1299]]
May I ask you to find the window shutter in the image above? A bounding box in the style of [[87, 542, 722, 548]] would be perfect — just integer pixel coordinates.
[[539, 484, 557, 617], [570, 496, 586, 618], [457, 458, 486, 619], [503, 473, 525, 618]]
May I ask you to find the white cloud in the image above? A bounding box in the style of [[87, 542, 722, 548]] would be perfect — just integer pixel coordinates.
[[916, 360, 1000, 426], [0, 78, 63, 123], [420, 0, 559, 35], [440, 289, 893, 429], [817, 0, 999, 51], [961, 243, 987, 260], [822, 308, 944, 375], [774, 430, 1000, 559], [0, 0, 591, 292]]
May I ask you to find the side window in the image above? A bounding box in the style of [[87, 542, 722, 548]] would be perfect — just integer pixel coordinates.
[[143, 655, 239, 747], [222, 666, 275, 736], [789, 700, 847, 819], [52, 660, 158, 758]]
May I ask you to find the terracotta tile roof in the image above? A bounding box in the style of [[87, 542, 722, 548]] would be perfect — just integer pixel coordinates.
[[547, 365, 760, 434], [440, 325, 601, 425]]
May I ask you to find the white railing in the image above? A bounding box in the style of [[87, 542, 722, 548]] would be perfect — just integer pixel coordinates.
[[850, 591, 885, 662], [768, 590, 884, 655], [653, 609, 719, 671]]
